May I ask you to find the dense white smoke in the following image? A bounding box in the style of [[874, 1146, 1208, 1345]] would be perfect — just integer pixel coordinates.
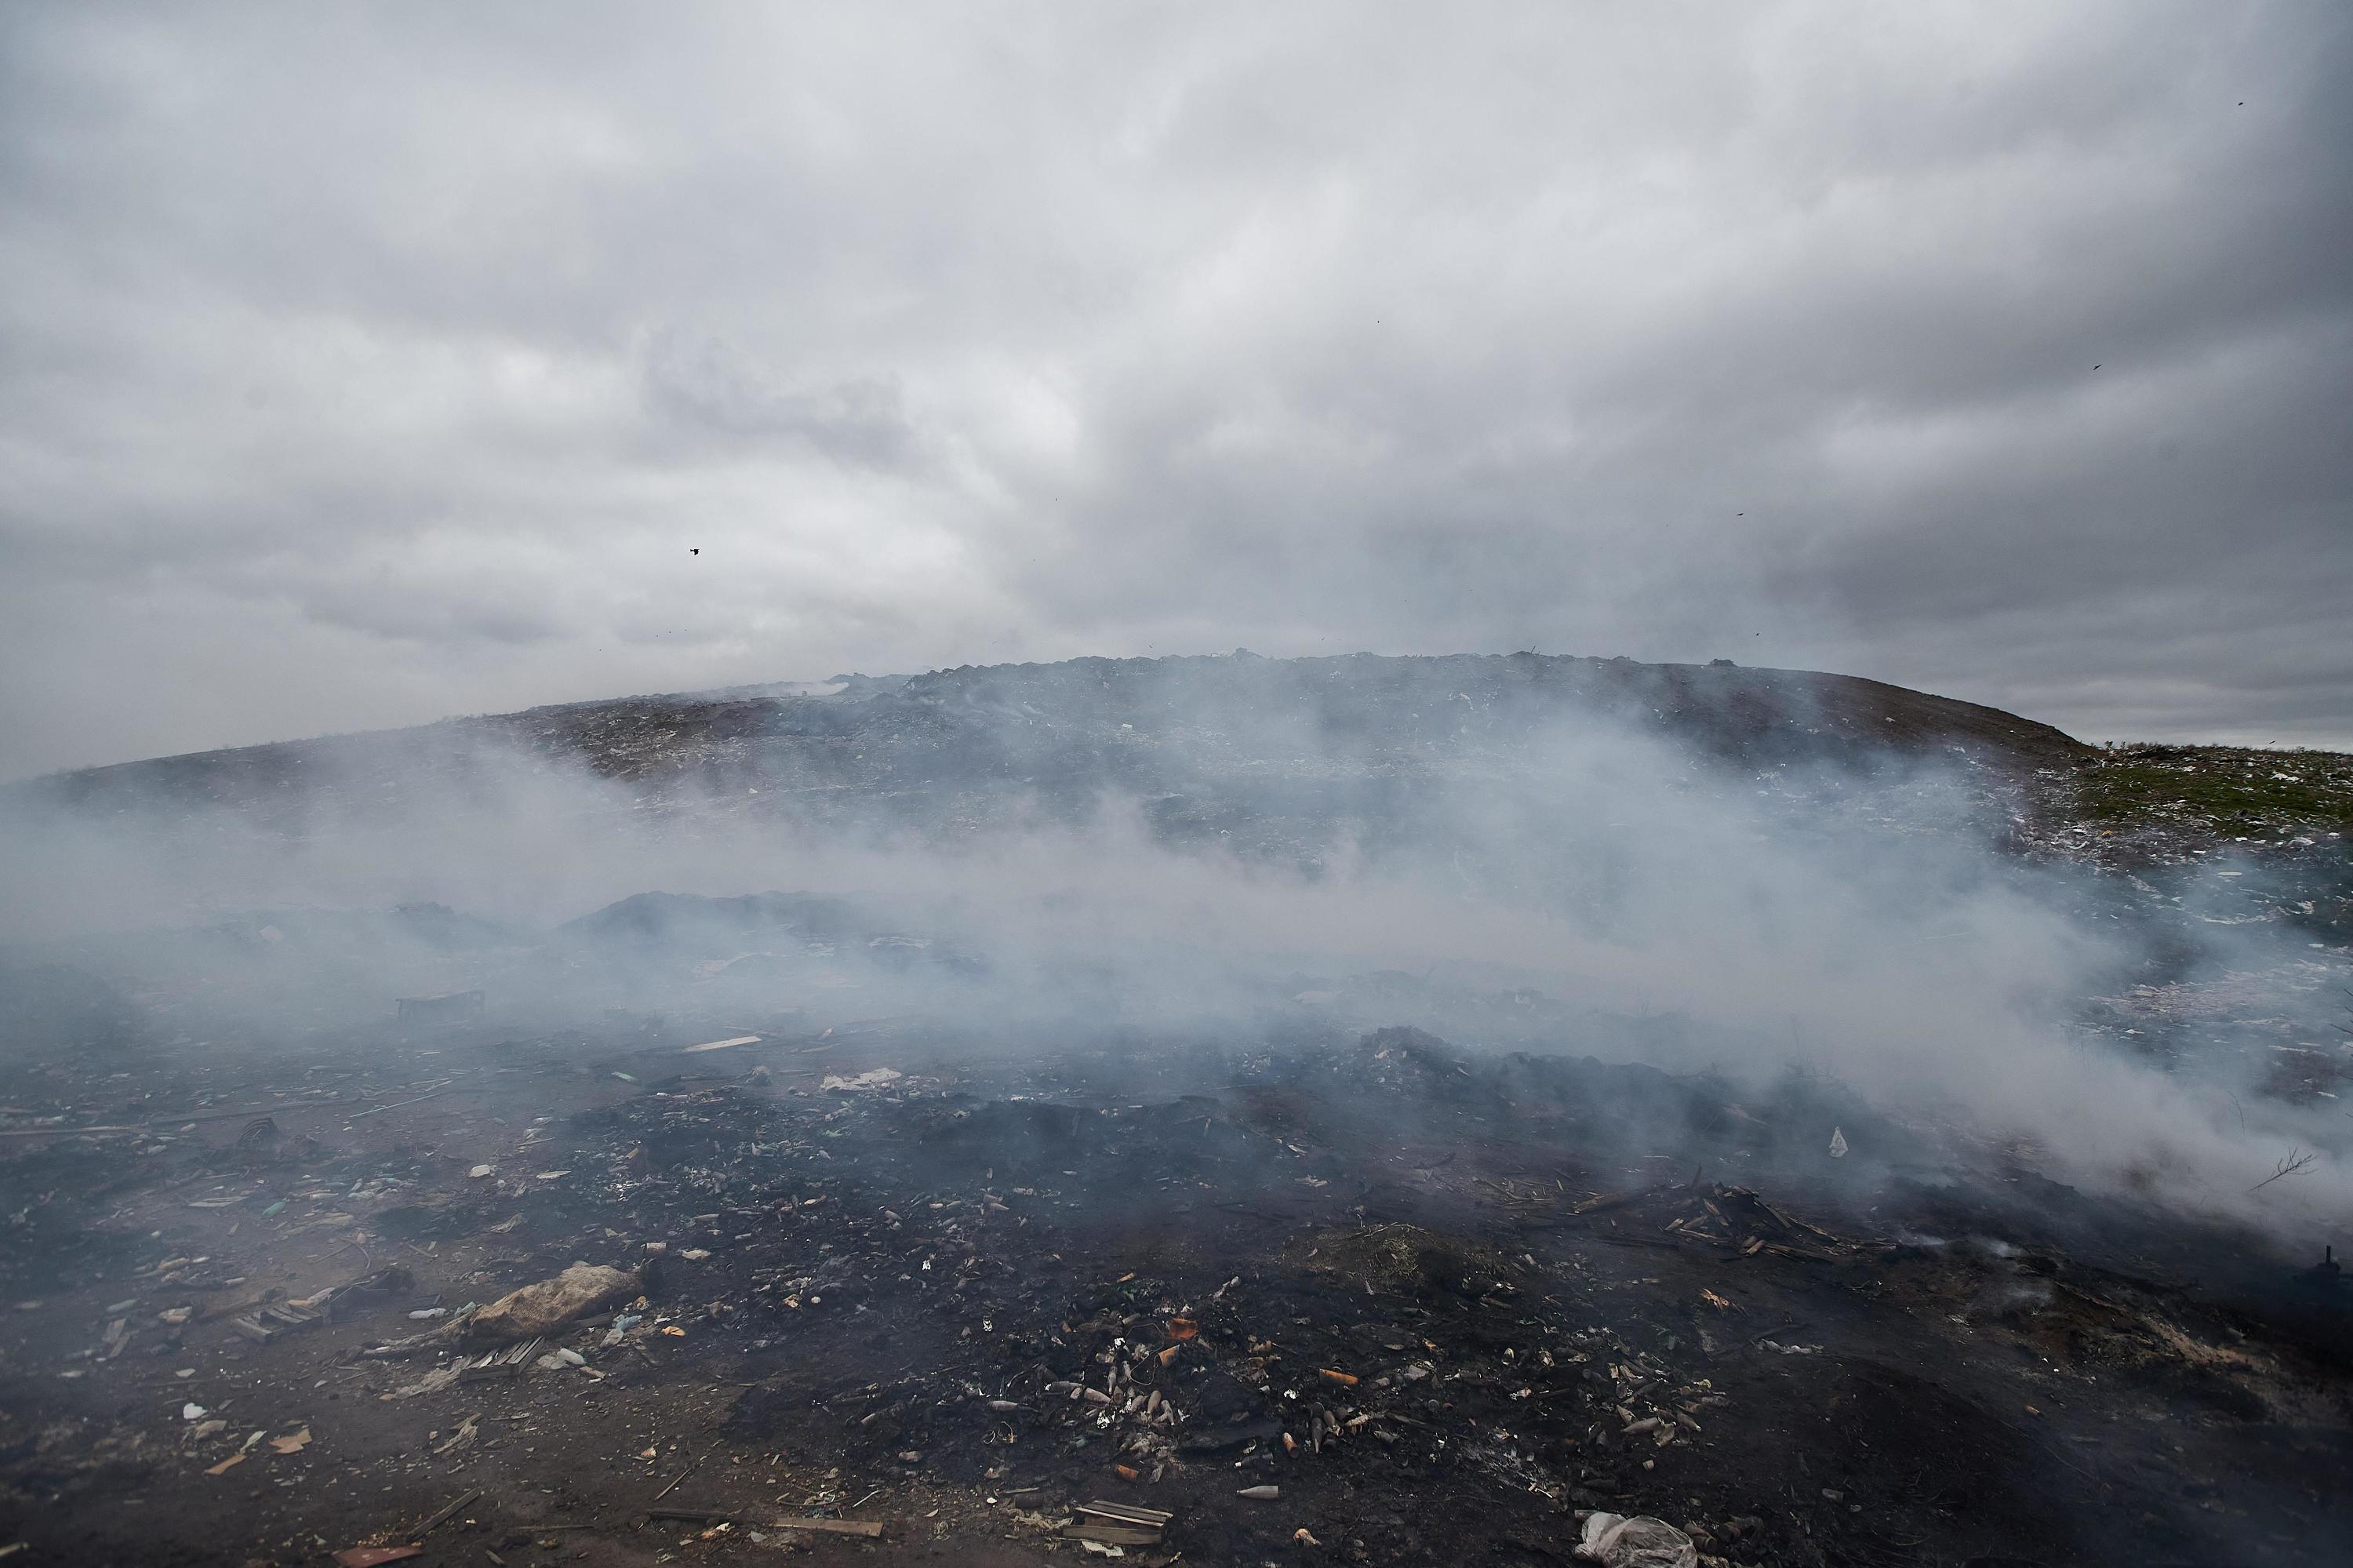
[[0, 690, 2344, 1235]]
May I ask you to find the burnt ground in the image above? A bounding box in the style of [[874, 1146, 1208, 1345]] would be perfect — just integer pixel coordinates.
[[2, 1019, 2347, 1568]]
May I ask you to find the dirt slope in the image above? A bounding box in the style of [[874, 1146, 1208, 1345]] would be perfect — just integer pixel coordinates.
[[12, 652, 2090, 824]]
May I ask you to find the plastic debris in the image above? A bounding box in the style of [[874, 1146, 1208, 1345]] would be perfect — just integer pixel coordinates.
[[820, 1068, 904, 1093], [1574, 1512, 1697, 1568]]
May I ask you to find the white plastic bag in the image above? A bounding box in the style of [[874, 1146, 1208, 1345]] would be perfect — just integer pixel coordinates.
[[1574, 1512, 1698, 1568]]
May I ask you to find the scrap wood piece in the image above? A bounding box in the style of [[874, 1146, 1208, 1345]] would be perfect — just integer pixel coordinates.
[[1477, 1176, 1551, 1206], [1066, 1523, 1161, 1546], [1076, 1501, 1172, 1527], [1570, 1187, 1646, 1215], [414, 1486, 483, 1537], [344, 1086, 451, 1122], [231, 1301, 324, 1344], [357, 1326, 456, 1360], [682, 1035, 762, 1053], [332, 1549, 421, 1568], [769, 1519, 884, 1537], [1594, 1232, 1683, 1252], [1713, 1185, 1843, 1246], [650, 1439, 721, 1503], [456, 1337, 544, 1382]]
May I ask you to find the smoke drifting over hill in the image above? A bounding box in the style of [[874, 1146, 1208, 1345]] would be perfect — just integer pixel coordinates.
[[4, 654, 2346, 1236]]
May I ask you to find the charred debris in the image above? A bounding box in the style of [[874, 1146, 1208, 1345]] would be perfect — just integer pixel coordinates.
[[0, 1010, 2348, 1567]]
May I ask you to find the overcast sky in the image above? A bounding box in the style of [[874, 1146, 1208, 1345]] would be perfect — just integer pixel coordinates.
[[2, 2, 2348, 778]]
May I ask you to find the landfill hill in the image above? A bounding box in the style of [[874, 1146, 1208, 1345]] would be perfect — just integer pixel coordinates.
[[17, 649, 2092, 823]]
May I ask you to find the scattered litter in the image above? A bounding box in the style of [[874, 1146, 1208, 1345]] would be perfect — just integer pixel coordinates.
[[210, 1428, 270, 1472], [1574, 1512, 1697, 1568], [820, 1068, 904, 1093], [1828, 1127, 1849, 1159], [683, 1035, 762, 1054], [768, 1519, 884, 1538], [463, 1262, 646, 1346], [456, 1337, 547, 1384], [388, 1365, 463, 1399], [1066, 1501, 1172, 1547], [228, 1300, 324, 1344], [270, 1426, 312, 1455]]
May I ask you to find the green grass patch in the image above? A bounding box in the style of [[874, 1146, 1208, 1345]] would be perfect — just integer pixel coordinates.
[[2073, 745, 2353, 838]]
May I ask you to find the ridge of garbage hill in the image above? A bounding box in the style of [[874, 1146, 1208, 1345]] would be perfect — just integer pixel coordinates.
[[9, 650, 2091, 821]]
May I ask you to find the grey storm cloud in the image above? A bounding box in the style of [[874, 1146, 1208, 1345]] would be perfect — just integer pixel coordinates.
[[0, 0, 2348, 777]]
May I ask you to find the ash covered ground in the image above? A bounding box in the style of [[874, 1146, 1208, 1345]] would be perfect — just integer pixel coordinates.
[[0, 652, 2348, 1568]]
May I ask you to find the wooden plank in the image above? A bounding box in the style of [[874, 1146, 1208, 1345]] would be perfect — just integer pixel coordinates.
[[1077, 1501, 1173, 1526], [1066, 1524, 1162, 1546], [770, 1519, 885, 1538]]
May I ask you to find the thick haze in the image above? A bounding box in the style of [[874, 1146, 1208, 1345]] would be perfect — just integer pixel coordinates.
[[2, 1, 2348, 779]]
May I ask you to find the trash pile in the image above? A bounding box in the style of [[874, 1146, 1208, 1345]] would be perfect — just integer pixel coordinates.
[[0, 1012, 2346, 1567]]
